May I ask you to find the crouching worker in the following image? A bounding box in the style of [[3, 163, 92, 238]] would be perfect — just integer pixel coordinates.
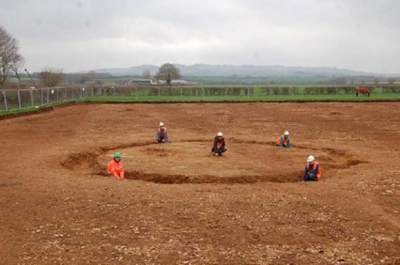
[[276, 131, 291, 148], [107, 152, 124, 179], [211, 132, 227, 156], [303, 155, 321, 181], [156, 122, 169, 143]]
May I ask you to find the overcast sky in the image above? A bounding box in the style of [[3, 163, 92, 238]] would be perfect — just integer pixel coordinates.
[[1, 0, 400, 74]]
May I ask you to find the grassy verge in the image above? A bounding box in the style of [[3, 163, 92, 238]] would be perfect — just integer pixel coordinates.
[[1, 94, 399, 118], [84, 93, 400, 102], [0, 100, 83, 117]]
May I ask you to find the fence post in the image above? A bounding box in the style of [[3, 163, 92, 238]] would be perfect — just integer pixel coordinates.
[[17, 89, 22, 109], [30, 88, 34, 107], [3, 91, 8, 111], [47, 88, 50, 104]]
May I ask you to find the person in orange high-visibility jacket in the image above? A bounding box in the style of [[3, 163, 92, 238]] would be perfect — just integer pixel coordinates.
[[211, 132, 227, 156], [276, 131, 291, 148], [107, 152, 124, 179], [303, 155, 322, 181], [156, 122, 170, 143]]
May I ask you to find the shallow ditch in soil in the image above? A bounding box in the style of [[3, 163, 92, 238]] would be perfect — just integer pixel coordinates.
[[61, 140, 368, 184]]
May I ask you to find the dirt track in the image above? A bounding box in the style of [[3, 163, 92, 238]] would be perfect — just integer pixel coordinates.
[[1, 102, 400, 265]]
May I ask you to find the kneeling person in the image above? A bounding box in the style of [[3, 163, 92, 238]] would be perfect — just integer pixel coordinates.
[[303, 155, 321, 181], [276, 131, 291, 148], [211, 132, 227, 156], [156, 122, 170, 143], [107, 152, 125, 179]]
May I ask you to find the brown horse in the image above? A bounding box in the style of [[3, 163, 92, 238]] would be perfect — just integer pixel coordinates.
[[356, 87, 370, 97]]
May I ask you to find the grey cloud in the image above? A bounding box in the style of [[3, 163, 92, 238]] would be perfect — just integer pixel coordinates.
[[1, 0, 399, 73]]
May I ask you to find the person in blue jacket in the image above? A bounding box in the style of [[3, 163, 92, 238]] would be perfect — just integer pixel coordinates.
[[303, 155, 322, 181], [276, 131, 291, 148]]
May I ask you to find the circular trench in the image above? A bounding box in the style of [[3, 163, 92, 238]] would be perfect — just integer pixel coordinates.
[[61, 140, 367, 184]]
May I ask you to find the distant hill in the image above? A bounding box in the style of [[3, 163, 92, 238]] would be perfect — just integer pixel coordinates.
[[91, 64, 377, 77]]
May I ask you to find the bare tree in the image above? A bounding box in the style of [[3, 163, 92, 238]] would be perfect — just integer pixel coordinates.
[[10, 54, 25, 83], [87, 71, 96, 83], [155, 63, 181, 84], [142, 69, 151, 79], [387, 77, 396, 85], [81, 71, 96, 84], [39, 67, 65, 87], [333, 77, 347, 85], [0, 26, 21, 87]]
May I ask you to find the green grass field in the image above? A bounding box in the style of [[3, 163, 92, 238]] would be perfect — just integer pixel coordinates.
[[1, 85, 400, 116], [85, 85, 400, 102], [84, 93, 400, 103]]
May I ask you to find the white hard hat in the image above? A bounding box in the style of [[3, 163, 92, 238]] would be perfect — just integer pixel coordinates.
[[307, 155, 315, 163], [217, 132, 223, 137], [159, 122, 164, 127], [284, 131, 290, 136]]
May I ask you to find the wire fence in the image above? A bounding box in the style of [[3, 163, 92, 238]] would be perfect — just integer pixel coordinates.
[[1, 85, 400, 111], [0, 86, 96, 111], [95, 85, 400, 101]]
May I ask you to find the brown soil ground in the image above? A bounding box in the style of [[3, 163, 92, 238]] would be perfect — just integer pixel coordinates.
[[1, 102, 400, 265]]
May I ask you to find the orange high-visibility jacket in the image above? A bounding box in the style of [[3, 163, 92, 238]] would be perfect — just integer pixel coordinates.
[[276, 135, 290, 147], [107, 159, 124, 178], [305, 161, 322, 180]]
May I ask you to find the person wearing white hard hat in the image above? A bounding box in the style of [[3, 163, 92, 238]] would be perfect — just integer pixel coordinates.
[[303, 155, 322, 181], [155, 122, 170, 143], [211, 132, 227, 156], [276, 130, 291, 148]]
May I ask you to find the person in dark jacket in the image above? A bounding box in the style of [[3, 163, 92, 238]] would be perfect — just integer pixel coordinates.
[[211, 132, 227, 156], [303, 155, 322, 181], [156, 122, 170, 143]]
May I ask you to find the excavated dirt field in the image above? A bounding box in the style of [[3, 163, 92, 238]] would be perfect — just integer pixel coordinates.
[[1, 102, 400, 265]]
